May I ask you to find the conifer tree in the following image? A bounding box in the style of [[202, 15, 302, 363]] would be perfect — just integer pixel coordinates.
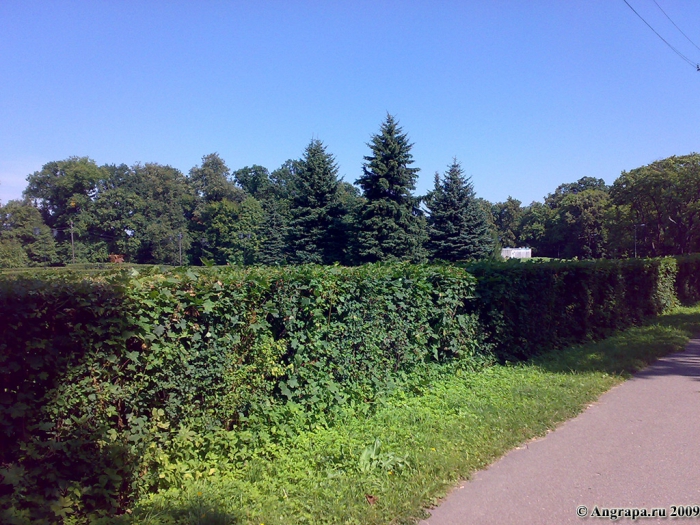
[[259, 199, 289, 265], [232, 163, 294, 264], [425, 160, 494, 261], [354, 115, 427, 262], [287, 139, 346, 264]]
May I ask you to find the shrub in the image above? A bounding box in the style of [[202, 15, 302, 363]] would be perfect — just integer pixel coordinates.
[[0, 263, 480, 522], [0, 257, 684, 522], [675, 254, 700, 306], [464, 258, 678, 361]]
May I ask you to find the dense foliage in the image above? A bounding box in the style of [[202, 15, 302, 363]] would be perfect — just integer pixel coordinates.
[[425, 160, 494, 261], [287, 140, 348, 264], [0, 263, 480, 523], [675, 254, 700, 306], [1, 257, 694, 523], [494, 155, 700, 258], [0, 201, 58, 267], [3, 114, 700, 524], [466, 257, 678, 361], [3, 118, 699, 267], [354, 115, 427, 263], [611, 155, 700, 256]]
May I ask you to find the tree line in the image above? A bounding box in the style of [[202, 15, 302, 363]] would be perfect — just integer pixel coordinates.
[[1, 114, 699, 267], [491, 153, 700, 259]]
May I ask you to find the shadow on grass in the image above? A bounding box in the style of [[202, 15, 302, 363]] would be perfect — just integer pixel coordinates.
[[533, 306, 700, 379], [655, 309, 700, 336], [113, 497, 241, 525]]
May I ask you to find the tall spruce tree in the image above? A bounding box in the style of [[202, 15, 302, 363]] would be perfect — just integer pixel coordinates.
[[354, 115, 427, 262], [425, 160, 494, 261], [287, 139, 346, 264], [259, 199, 289, 265]]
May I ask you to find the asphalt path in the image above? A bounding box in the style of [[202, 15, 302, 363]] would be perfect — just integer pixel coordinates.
[[420, 339, 700, 525]]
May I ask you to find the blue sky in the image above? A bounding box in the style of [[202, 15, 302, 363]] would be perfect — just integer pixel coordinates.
[[1, 0, 699, 206]]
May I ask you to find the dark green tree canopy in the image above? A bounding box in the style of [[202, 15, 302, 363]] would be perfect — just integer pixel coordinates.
[[425, 160, 494, 261], [269, 160, 301, 202], [287, 139, 346, 264], [10, 132, 698, 267], [23, 157, 108, 262], [24, 156, 104, 230], [129, 163, 196, 265], [0, 200, 57, 267], [354, 115, 427, 263], [492, 196, 523, 248], [553, 189, 611, 259], [356, 115, 419, 203], [546, 176, 608, 209], [197, 196, 264, 265], [611, 153, 700, 256], [258, 198, 289, 265], [518, 201, 554, 255], [189, 153, 244, 204], [90, 163, 145, 259], [233, 164, 273, 200], [291, 140, 340, 210]]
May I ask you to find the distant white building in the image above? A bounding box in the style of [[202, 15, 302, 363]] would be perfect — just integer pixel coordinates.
[[501, 247, 532, 259]]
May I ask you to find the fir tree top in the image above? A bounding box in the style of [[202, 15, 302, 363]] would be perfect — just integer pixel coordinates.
[[426, 159, 494, 261], [287, 139, 346, 264], [291, 139, 340, 209], [353, 115, 427, 263], [356, 114, 419, 203]]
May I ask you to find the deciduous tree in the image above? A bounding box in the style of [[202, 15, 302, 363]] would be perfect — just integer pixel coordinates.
[[189, 153, 243, 203], [492, 196, 523, 248], [198, 196, 264, 265], [553, 189, 610, 259], [24, 157, 105, 262], [611, 154, 700, 256], [0, 200, 57, 266]]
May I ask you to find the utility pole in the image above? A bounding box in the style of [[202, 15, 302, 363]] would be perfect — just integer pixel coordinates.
[[178, 232, 183, 266], [70, 221, 75, 264]]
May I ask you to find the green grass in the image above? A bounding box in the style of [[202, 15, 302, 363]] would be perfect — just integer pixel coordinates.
[[121, 305, 700, 525]]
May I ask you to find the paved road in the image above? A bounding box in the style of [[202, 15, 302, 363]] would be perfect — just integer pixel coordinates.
[[420, 339, 700, 525]]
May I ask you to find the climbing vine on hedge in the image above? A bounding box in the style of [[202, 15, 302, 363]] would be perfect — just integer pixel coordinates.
[[0, 257, 685, 522]]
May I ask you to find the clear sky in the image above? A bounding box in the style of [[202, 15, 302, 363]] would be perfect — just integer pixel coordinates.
[[1, 0, 699, 206]]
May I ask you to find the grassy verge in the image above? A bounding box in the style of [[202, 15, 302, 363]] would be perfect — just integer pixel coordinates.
[[123, 305, 700, 525]]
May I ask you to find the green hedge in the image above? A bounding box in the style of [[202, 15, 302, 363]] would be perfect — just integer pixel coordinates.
[[675, 254, 700, 306], [0, 258, 685, 522], [0, 264, 480, 523], [465, 258, 678, 361]]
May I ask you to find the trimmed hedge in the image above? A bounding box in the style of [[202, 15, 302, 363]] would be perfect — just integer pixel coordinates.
[[465, 257, 678, 361], [675, 254, 700, 306], [0, 257, 687, 522], [0, 264, 480, 523]]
